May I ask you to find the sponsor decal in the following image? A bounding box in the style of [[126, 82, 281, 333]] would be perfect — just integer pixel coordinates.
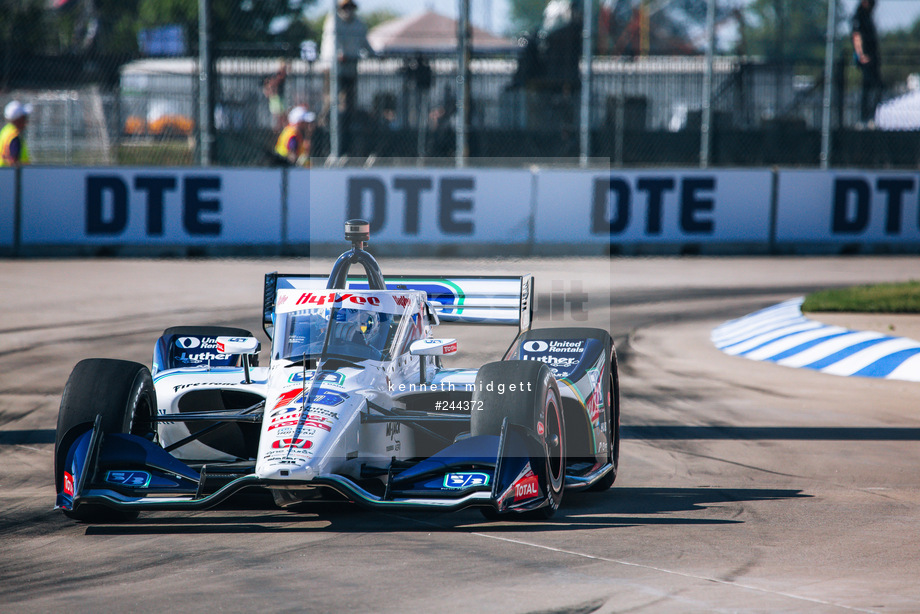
[[523, 340, 549, 353], [263, 447, 313, 460], [442, 341, 458, 354], [271, 412, 330, 424], [175, 351, 231, 364], [268, 419, 330, 432], [295, 292, 381, 307], [271, 438, 313, 449], [63, 471, 74, 496], [548, 340, 584, 353], [521, 339, 586, 376], [105, 470, 152, 488], [173, 381, 239, 392], [525, 355, 579, 369], [272, 388, 305, 410], [288, 371, 346, 387], [537, 421, 544, 436], [174, 336, 223, 351], [272, 388, 348, 411], [585, 371, 603, 425], [393, 295, 410, 308], [269, 405, 339, 420], [512, 470, 540, 502], [443, 472, 490, 489]]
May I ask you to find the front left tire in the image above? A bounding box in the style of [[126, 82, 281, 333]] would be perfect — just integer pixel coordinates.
[[55, 359, 157, 522]]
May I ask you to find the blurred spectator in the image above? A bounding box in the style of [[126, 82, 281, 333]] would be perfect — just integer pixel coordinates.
[[1, 101, 32, 167], [852, 0, 882, 128], [428, 86, 456, 158], [263, 59, 289, 133], [321, 0, 374, 153], [274, 106, 315, 167]]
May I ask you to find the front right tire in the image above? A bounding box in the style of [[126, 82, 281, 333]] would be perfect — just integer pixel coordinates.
[[471, 360, 565, 519]]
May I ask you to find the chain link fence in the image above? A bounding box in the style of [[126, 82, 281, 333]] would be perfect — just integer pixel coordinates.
[[3, 0, 920, 168]]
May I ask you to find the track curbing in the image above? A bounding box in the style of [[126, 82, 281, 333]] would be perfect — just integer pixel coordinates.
[[712, 298, 920, 382]]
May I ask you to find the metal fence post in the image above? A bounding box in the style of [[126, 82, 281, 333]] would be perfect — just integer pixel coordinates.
[[580, 0, 594, 167], [329, 0, 340, 161], [197, 0, 214, 166], [820, 0, 837, 169], [456, 0, 471, 168], [700, 0, 716, 168]]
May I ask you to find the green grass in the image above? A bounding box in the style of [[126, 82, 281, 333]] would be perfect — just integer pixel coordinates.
[[802, 281, 920, 313], [116, 140, 194, 166]]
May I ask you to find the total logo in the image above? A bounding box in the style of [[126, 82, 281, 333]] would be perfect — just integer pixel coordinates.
[[512, 470, 540, 502]]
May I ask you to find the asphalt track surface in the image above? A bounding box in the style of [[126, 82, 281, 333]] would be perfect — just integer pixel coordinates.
[[2, 255, 919, 613]]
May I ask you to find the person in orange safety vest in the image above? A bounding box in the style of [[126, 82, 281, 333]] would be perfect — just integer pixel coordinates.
[[274, 106, 315, 167], [1, 100, 32, 168]]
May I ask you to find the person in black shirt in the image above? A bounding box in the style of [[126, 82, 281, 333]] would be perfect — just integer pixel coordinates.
[[852, 0, 881, 128]]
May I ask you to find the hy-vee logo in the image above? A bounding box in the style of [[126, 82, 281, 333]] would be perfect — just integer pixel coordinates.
[[295, 292, 381, 307]]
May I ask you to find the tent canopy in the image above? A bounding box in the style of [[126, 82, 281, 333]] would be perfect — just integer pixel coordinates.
[[368, 11, 515, 55]]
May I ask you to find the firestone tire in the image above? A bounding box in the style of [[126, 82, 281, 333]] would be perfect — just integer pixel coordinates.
[[55, 359, 158, 523], [471, 360, 565, 520]]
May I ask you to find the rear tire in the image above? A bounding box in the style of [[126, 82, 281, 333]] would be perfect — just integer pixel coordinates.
[[471, 361, 565, 519], [55, 359, 157, 522]]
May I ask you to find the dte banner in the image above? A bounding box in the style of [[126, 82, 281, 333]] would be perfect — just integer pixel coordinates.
[[0, 169, 14, 247], [776, 170, 920, 243], [19, 167, 283, 244], [535, 170, 773, 243], [296, 169, 533, 244]]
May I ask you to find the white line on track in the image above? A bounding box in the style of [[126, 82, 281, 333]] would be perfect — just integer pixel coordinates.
[[390, 513, 879, 613]]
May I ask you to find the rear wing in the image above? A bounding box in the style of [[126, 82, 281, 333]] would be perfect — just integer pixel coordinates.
[[262, 274, 534, 339]]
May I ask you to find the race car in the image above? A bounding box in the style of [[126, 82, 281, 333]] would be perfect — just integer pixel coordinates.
[[54, 220, 620, 522]]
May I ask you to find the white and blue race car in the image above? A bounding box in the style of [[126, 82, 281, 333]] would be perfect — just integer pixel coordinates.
[[54, 221, 619, 522]]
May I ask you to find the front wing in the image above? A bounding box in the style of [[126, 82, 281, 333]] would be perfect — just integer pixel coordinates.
[[56, 416, 558, 516]]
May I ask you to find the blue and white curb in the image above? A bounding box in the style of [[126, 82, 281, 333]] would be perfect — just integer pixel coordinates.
[[712, 298, 920, 382]]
